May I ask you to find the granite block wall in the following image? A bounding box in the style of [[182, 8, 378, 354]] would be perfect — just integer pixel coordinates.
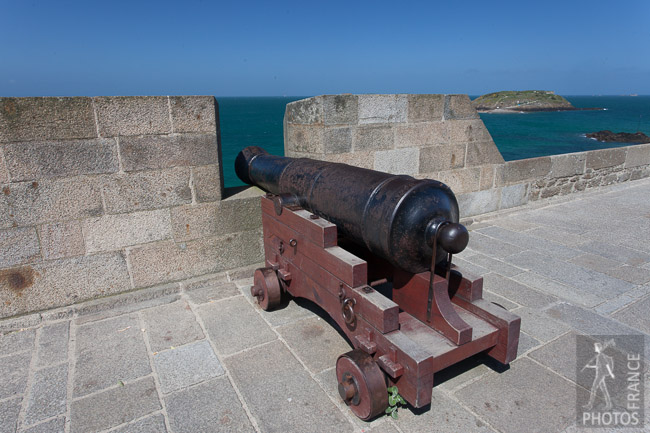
[[454, 143, 650, 220], [0, 96, 263, 319], [2, 93, 649, 319], [284, 94, 504, 194], [500, 144, 650, 199], [284, 94, 650, 219]]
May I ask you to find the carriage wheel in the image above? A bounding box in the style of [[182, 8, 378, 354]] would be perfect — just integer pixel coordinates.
[[336, 349, 388, 420], [251, 268, 282, 311]]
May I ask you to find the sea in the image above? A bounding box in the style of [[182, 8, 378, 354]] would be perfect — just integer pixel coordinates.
[[218, 96, 650, 188]]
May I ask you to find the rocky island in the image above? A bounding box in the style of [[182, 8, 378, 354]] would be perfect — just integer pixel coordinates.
[[472, 90, 585, 113], [586, 130, 650, 144]]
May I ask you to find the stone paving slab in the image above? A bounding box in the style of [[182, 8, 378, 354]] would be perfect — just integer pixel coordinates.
[[511, 271, 604, 308], [511, 306, 572, 342], [23, 363, 68, 426], [153, 340, 224, 394], [568, 253, 623, 272], [0, 351, 31, 399], [225, 340, 354, 433], [513, 208, 587, 234], [582, 223, 650, 256], [505, 250, 634, 298], [528, 331, 595, 384], [546, 302, 649, 359], [482, 290, 519, 311], [482, 273, 557, 308], [524, 226, 589, 248], [141, 300, 204, 352], [516, 331, 542, 356], [276, 316, 353, 374], [490, 216, 541, 232], [0, 315, 40, 335], [547, 302, 644, 336], [73, 314, 151, 397], [466, 232, 525, 258], [577, 240, 650, 266], [0, 398, 21, 433], [165, 377, 252, 433], [70, 377, 161, 433], [463, 253, 526, 277], [394, 388, 497, 433], [197, 296, 276, 356], [1, 178, 650, 433], [626, 283, 650, 299], [184, 279, 240, 304], [21, 417, 65, 433], [594, 294, 637, 315], [110, 414, 167, 433], [605, 265, 650, 285], [35, 322, 69, 368], [0, 328, 35, 354], [434, 355, 493, 392], [366, 422, 400, 433], [450, 256, 489, 277], [455, 358, 585, 433], [611, 294, 650, 334], [476, 225, 582, 260], [72, 283, 181, 326]]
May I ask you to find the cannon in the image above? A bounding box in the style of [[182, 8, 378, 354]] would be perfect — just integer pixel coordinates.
[[236, 146, 520, 420]]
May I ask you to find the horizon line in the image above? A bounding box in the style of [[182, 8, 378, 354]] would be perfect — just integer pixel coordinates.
[[2, 93, 649, 98]]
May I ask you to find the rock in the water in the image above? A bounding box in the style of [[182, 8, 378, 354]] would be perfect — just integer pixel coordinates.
[[586, 130, 650, 144], [472, 90, 576, 112]]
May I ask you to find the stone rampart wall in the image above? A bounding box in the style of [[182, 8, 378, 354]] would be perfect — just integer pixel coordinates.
[[457, 143, 650, 219], [0, 96, 263, 319], [285, 94, 650, 219], [284, 94, 504, 190], [3, 93, 649, 320]]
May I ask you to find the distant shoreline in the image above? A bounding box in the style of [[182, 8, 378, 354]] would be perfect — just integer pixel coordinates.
[[478, 107, 604, 114], [471, 90, 607, 113]]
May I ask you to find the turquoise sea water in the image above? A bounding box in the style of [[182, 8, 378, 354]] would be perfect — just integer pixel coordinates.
[[219, 97, 304, 188], [479, 96, 650, 161], [219, 96, 650, 188]]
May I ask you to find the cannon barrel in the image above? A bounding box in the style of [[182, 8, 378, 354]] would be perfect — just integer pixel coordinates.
[[235, 146, 468, 274]]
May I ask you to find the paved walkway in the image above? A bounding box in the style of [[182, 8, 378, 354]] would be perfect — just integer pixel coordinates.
[[2, 178, 650, 433]]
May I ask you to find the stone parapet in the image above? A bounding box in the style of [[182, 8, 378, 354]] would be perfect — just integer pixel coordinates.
[[0, 96, 262, 319], [284, 94, 503, 194], [444, 143, 650, 219], [3, 93, 649, 319], [526, 144, 650, 200], [284, 94, 650, 220]]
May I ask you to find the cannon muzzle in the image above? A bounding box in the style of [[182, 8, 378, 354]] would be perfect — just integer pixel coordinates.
[[235, 146, 468, 273]]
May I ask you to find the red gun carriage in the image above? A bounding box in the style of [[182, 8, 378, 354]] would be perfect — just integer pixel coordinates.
[[237, 147, 520, 420]]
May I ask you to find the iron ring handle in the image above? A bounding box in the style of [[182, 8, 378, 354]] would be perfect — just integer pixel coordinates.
[[342, 297, 356, 324]]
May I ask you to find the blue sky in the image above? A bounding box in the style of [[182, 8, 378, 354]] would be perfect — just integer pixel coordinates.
[[1, 0, 649, 97]]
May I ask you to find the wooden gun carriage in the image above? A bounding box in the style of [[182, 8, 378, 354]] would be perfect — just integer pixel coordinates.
[[236, 146, 520, 420]]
